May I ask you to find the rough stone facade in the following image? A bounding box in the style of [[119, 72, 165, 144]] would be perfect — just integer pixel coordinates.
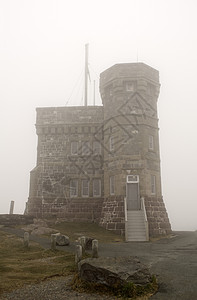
[[27, 63, 171, 238], [0, 214, 34, 226]]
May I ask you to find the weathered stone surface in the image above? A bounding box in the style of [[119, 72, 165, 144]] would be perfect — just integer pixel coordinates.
[[22, 218, 58, 235], [78, 257, 152, 287], [75, 245, 82, 264], [24, 232, 29, 248], [51, 234, 57, 250], [92, 239, 98, 258], [31, 227, 58, 236], [0, 214, 34, 226], [85, 237, 94, 250], [54, 233, 70, 246]]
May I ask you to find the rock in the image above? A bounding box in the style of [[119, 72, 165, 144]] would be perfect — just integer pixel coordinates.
[[31, 227, 58, 236], [22, 219, 59, 236], [78, 257, 152, 287], [54, 233, 70, 246], [85, 237, 94, 250], [92, 239, 98, 258], [33, 218, 48, 227]]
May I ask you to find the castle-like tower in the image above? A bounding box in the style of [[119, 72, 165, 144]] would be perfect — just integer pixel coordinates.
[[27, 63, 171, 240], [99, 63, 170, 239]]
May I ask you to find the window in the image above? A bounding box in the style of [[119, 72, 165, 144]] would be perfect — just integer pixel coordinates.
[[151, 175, 156, 195], [127, 175, 139, 183], [82, 141, 90, 155], [110, 136, 114, 151], [110, 176, 115, 195], [70, 180, 78, 197], [82, 179, 89, 197], [71, 141, 78, 155], [149, 135, 154, 150], [126, 81, 134, 92], [93, 141, 101, 155], [93, 179, 101, 197]]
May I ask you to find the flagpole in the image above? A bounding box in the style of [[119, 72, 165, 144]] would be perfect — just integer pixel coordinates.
[[84, 43, 89, 106]]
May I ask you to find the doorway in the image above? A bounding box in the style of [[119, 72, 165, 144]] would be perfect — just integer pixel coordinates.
[[126, 175, 140, 210]]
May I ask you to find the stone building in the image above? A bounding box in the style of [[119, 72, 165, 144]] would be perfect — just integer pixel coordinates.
[[27, 62, 171, 241]]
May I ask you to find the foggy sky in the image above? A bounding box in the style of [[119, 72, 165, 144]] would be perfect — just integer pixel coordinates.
[[0, 0, 197, 231]]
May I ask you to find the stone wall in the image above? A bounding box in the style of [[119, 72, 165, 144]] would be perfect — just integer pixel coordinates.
[[27, 197, 103, 223], [0, 214, 34, 226], [145, 196, 171, 236], [99, 196, 125, 236]]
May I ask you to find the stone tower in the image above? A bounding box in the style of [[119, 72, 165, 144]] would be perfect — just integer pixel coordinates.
[[27, 62, 171, 240], [99, 63, 171, 238]]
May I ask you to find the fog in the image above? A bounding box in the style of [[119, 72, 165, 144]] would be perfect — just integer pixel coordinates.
[[0, 0, 197, 231]]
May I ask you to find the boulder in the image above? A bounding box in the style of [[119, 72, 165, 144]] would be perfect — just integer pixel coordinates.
[[78, 257, 152, 287], [31, 227, 58, 236], [22, 218, 59, 235], [54, 233, 70, 246]]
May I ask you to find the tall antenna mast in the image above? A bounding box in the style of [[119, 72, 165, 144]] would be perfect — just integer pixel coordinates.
[[84, 43, 89, 106], [93, 80, 96, 106]]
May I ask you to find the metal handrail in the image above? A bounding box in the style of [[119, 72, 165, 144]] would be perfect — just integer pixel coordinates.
[[124, 197, 127, 222], [141, 197, 147, 222], [124, 197, 128, 241], [141, 197, 149, 241]]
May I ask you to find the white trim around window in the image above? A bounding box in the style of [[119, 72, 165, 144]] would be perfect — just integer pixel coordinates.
[[71, 141, 78, 155], [110, 175, 115, 195], [110, 136, 114, 151], [82, 179, 89, 197]]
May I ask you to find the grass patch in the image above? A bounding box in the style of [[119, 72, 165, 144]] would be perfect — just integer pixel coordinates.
[[0, 230, 75, 295], [71, 273, 158, 299], [47, 221, 124, 243]]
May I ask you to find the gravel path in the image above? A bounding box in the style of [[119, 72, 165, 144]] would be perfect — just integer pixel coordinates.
[[0, 276, 117, 300]]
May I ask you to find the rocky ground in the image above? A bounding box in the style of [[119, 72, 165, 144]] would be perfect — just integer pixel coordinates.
[[0, 276, 116, 300], [1, 226, 197, 300]]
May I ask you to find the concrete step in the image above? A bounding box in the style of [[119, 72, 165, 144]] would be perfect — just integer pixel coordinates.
[[127, 236, 147, 240], [127, 238, 147, 242], [126, 209, 147, 241], [127, 224, 146, 231], [127, 211, 143, 215], [127, 229, 146, 233], [127, 229, 146, 234]]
